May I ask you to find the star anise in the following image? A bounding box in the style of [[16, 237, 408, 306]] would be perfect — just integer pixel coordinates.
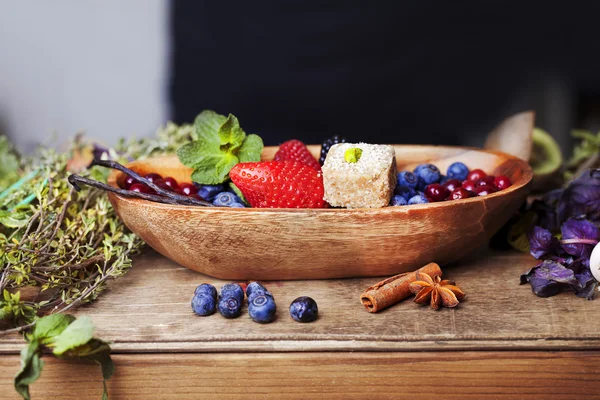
[[409, 272, 465, 310]]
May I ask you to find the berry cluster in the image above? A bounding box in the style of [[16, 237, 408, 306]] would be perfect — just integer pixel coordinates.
[[391, 162, 512, 206], [191, 282, 318, 323], [121, 173, 245, 208]]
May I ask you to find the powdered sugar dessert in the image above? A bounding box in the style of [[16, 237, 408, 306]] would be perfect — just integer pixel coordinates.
[[322, 143, 397, 208]]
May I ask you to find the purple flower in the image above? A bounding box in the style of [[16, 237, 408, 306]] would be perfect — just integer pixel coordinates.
[[520, 260, 578, 297], [557, 169, 600, 225], [560, 218, 600, 258], [528, 226, 561, 259]]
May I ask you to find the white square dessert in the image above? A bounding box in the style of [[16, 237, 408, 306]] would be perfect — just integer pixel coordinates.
[[322, 143, 397, 208]]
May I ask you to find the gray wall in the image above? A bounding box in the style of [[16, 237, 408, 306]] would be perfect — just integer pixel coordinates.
[[0, 0, 169, 153]]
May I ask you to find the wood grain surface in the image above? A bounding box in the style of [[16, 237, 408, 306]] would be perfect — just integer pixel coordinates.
[[106, 145, 532, 280], [2, 352, 600, 399], [2, 248, 598, 353]]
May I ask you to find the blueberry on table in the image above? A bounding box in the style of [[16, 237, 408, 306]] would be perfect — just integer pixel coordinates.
[[246, 282, 266, 298], [289, 296, 319, 323], [191, 293, 216, 316], [221, 283, 245, 303], [218, 296, 243, 318], [390, 195, 408, 206], [194, 283, 217, 298], [413, 164, 441, 185], [408, 194, 429, 205], [397, 171, 419, 189], [446, 162, 470, 181], [246, 282, 273, 303], [248, 294, 277, 323]]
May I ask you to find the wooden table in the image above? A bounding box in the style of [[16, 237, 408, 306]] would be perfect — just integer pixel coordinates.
[[1, 248, 600, 399]]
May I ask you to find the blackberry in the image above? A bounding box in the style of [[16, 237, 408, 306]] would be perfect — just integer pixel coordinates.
[[319, 135, 347, 165]]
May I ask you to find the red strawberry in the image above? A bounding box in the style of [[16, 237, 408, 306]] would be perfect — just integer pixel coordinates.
[[229, 161, 325, 208], [273, 139, 321, 171]]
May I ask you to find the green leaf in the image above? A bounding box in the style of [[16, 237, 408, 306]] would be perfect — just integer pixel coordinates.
[[51, 316, 95, 355], [176, 141, 218, 168], [0, 210, 30, 228], [238, 134, 264, 163], [218, 114, 246, 150], [33, 314, 76, 344], [194, 110, 227, 145], [14, 340, 43, 400], [214, 153, 239, 181], [507, 211, 537, 253], [190, 153, 236, 185], [228, 182, 248, 205]]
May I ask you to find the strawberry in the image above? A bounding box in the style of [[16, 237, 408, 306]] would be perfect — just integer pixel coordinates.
[[273, 139, 321, 171], [229, 161, 325, 208]]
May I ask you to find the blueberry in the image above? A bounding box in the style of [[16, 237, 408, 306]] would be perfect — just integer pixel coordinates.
[[289, 296, 319, 323], [447, 162, 469, 181], [390, 195, 408, 206], [248, 288, 273, 303], [230, 202, 246, 208], [194, 283, 217, 298], [213, 192, 243, 207], [191, 293, 216, 316], [408, 194, 429, 205], [221, 283, 244, 303], [218, 296, 242, 318], [439, 175, 449, 184], [248, 294, 277, 323], [416, 176, 427, 191], [394, 185, 417, 201], [396, 171, 419, 188], [196, 184, 224, 201], [413, 164, 441, 185], [245, 282, 266, 298]]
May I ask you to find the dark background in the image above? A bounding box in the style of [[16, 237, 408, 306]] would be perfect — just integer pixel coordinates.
[[170, 1, 600, 150]]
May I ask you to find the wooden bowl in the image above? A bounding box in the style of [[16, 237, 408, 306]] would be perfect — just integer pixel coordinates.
[[107, 145, 532, 280]]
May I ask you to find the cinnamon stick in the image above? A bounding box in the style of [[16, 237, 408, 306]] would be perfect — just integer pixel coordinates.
[[360, 262, 442, 313]]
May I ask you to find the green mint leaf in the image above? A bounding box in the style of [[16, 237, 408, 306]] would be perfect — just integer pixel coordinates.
[[51, 316, 95, 356], [15, 340, 43, 400], [195, 110, 227, 145], [228, 182, 248, 205], [176, 141, 218, 168], [190, 153, 238, 185], [32, 314, 76, 344], [218, 114, 246, 151], [238, 134, 264, 163], [214, 153, 239, 181]]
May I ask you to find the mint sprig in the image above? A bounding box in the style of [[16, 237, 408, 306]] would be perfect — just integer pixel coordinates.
[[15, 314, 114, 400], [177, 110, 263, 185]]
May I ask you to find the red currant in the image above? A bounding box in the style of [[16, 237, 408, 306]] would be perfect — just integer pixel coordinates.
[[473, 185, 497, 196], [179, 183, 198, 196], [475, 176, 495, 187], [467, 169, 486, 182], [163, 176, 179, 190], [461, 180, 476, 191], [129, 183, 151, 193], [442, 179, 462, 192], [450, 187, 472, 200], [424, 183, 449, 202], [144, 173, 162, 183], [123, 175, 138, 189], [494, 175, 512, 190]]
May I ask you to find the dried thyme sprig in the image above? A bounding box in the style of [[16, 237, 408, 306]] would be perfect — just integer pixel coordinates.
[[0, 122, 195, 333]]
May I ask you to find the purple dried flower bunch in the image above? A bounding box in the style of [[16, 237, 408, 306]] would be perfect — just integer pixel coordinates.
[[521, 169, 600, 299]]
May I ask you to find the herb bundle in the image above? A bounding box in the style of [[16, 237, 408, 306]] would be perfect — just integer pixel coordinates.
[[0, 122, 195, 333]]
